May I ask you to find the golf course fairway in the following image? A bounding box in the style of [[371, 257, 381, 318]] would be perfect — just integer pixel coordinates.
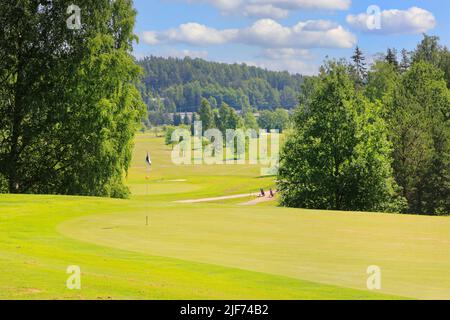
[[1, 133, 449, 300]]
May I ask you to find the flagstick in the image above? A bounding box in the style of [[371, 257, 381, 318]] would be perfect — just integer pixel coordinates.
[[147, 164, 150, 227], [146, 151, 150, 227]]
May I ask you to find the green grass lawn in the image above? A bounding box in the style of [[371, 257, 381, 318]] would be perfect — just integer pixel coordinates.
[[1, 133, 449, 300]]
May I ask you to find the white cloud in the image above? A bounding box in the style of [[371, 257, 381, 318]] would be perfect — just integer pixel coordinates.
[[246, 59, 319, 75], [142, 31, 159, 45], [347, 7, 436, 35], [244, 4, 289, 19], [143, 19, 356, 49], [252, 48, 317, 75], [187, 0, 351, 18], [261, 48, 313, 60], [249, 48, 317, 75], [165, 49, 209, 59], [159, 23, 238, 46]]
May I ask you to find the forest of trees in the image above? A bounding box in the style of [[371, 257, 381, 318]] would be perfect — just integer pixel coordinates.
[[279, 35, 450, 216], [138, 56, 304, 125]]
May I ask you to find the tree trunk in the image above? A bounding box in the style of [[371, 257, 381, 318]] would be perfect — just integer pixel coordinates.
[[8, 35, 24, 194]]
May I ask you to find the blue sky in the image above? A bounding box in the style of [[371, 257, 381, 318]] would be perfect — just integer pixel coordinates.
[[133, 0, 450, 75]]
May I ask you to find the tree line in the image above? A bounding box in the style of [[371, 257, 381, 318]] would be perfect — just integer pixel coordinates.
[[279, 35, 450, 216], [138, 56, 304, 126], [164, 98, 291, 145]]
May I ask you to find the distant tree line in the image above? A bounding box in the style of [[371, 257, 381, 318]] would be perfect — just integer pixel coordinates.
[[279, 35, 450, 216], [137, 56, 304, 126], [194, 99, 290, 134], [163, 97, 292, 156]]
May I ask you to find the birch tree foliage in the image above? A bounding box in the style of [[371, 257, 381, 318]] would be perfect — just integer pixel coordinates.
[[0, 0, 145, 197]]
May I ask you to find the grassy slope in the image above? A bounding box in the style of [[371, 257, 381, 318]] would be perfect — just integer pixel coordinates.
[[1, 133, 449, 299]]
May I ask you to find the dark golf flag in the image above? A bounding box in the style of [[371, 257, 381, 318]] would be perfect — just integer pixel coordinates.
[[146, 152, 152, 166]]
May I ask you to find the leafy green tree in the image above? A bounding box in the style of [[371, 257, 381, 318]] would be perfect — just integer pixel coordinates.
[[240, 96, 258, 131], [217, 103, 244, 158], [257, 109, 289, 132], [243, 111, 259, 131], [218, 103, 242, 133], [412, 35, 442, 66], [364, 58, 450, 214], [412, 34, 450, 88], [390, 61, 450, 215], [272, 108, 290, 133], [365, 60, 400, 116], [257, 110, 274, 131], [298, 76, 320, 112], [197, 98, 214, 132], [278, 62, 401, 212], [0, 0, 145, 198], [165, 126, 176, 146]]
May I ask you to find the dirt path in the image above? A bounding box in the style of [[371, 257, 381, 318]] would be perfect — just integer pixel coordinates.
[[175, 193, 256, 203], [239, 195, 277, 206], [175, 193, 277, 206]]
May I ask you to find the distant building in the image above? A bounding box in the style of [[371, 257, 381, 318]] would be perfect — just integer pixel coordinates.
[[168, 112, 195, 121]]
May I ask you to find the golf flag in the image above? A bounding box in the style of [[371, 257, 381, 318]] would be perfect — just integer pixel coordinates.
[[146, 152, 152, 166]]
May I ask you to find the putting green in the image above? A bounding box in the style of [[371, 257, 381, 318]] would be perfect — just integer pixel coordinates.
[[0, 195, 400, 300], [1, 133, 449, 299], [58, 202, 450, 300]]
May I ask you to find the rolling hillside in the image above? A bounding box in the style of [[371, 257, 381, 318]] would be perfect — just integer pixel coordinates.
[[138, 56, 304, 113]]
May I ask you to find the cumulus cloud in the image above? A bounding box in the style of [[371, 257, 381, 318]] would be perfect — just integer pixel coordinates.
[[143, 19, 356, 49], [261, 48, 313, 60], [142, 31, 159, 45], [347, 7, 436, 35], [165, 49, 209, 59], [246, 59, 319, 75], [187, 0, 351, 18], [244, 4, 289, 19], [250, 48, 318, 75], [151, 23, 238, 46]]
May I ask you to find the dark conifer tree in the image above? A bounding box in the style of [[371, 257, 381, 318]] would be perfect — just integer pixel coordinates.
[[385, 48, 399, 70], [351, 46, 367, 85], [399, 49, 411, 73]]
